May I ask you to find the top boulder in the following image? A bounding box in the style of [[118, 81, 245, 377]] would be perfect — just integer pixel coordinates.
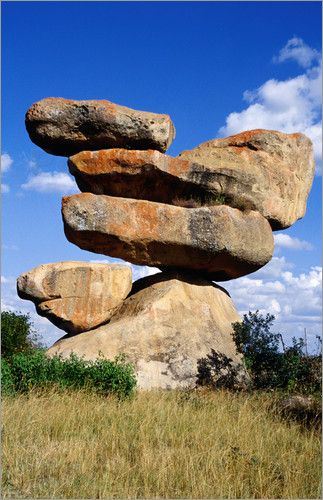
[[25, 98, 176, 156]]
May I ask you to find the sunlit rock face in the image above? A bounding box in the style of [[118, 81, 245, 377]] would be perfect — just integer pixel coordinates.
[[17, 262, 132, 334], [68, 131, 315, 231], [62, 193, 274, 281], [47, 272, 247, 389], [25, 97, 175, 156], [178, 129, 315, 230]]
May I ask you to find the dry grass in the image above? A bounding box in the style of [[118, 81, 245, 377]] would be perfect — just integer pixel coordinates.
[[2, 389, 321, 499]]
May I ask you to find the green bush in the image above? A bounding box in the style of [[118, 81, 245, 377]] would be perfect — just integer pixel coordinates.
[[1, 357, 15, 396], [1, 311, 43, 360], [231, 311, 322, 394], [196, 349, 244, 390], [2, 351, 136, 398]]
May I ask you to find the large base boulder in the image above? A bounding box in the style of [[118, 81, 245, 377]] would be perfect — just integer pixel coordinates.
[[47, 272, 246, 389], [17, 262, 132, 334]]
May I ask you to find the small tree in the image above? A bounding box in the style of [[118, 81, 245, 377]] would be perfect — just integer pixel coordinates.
[[1, 311, 43, 360], [231, 311, 321, 393], [232, 311, 284, 389]]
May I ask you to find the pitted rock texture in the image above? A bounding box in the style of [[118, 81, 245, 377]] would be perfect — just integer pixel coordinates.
[[178, 129, 315, 229], [17, 262, 132, 334], [62, 193, 274, 281], [25, 98, 175, 156], [47, 272, 246, 389]]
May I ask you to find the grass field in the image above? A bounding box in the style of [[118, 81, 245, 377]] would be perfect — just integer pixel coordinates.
[[2, 389, 321, 499]]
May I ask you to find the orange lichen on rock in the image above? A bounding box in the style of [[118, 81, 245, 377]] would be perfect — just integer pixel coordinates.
[[62, 193, 274, 281], [25, 97, 175, 156]]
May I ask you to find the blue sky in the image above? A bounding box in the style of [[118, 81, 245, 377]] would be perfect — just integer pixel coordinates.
[[1, 1, 322, 353]]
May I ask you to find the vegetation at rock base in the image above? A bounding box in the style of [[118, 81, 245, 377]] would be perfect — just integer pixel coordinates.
[[1, 310, 43, 360], [2, 389, 321, 499], [197, 310, 321, 397], [1, 350, 136, 398], [231, 310, 322, 394], [1, 311, 136, 398], [1, 309, 321, 498]]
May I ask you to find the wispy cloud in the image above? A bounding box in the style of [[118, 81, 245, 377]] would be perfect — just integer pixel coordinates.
[[2, 244, 19, 251], [1, 153, 13, 173], [1, 183, 10, 193], [273, 37, 321, 68], [274, 233, 313, 251], [28, 159, 38, 170], [21, 171, 78, 193], [219, 37, 322, 173]]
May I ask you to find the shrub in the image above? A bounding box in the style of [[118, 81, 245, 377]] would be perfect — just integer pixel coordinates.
[[172, 192, 227, 208], [3, 351, 136, 398], [231, 311, 322, 394], [196, 349, 245, 390], [280, 341, 321, 394], [1, 357, 15, 396], [1, 311, 43, 360], [232, 311, 282, 389]]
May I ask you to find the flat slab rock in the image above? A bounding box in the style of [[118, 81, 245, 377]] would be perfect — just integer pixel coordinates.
[[178, 129, 314, 229], [62, 193, 274, 281], [67, 128, 314, 230], [17, 262, 132, 334], [47, 272, 246, 389], [25, 97, 175, 156]]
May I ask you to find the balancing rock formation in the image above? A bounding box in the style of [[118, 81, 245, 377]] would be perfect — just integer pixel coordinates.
[[18, 96, 315, 389]]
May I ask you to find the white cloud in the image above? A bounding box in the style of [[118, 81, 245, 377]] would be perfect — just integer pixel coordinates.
[[1, 153, 13, 173], [1, 183, 10, 193], [273, 37, 320, 68], [219, 38, 322, 172], [129, 264, 160, 282], [256, 256, 294, 278], [28, 160, 37, 169], [274, 233, 313, 251], [225, 263, 322, 353], [21, 171, 78, 193]]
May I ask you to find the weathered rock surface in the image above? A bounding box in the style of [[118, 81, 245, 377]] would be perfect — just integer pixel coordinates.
[[25, 98, 175, 156], [68, 148, 232, 205], [17, 262, 132, 334], [47, 272, 246, 389], [178, 129, 315, 229], [62, 193, 274, 281]]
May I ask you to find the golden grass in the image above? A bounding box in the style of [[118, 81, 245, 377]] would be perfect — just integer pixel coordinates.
[[2, 389, 321, 499]]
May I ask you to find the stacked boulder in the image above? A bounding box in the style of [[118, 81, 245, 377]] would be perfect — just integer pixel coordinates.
[[17, 97, 315, 389]]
